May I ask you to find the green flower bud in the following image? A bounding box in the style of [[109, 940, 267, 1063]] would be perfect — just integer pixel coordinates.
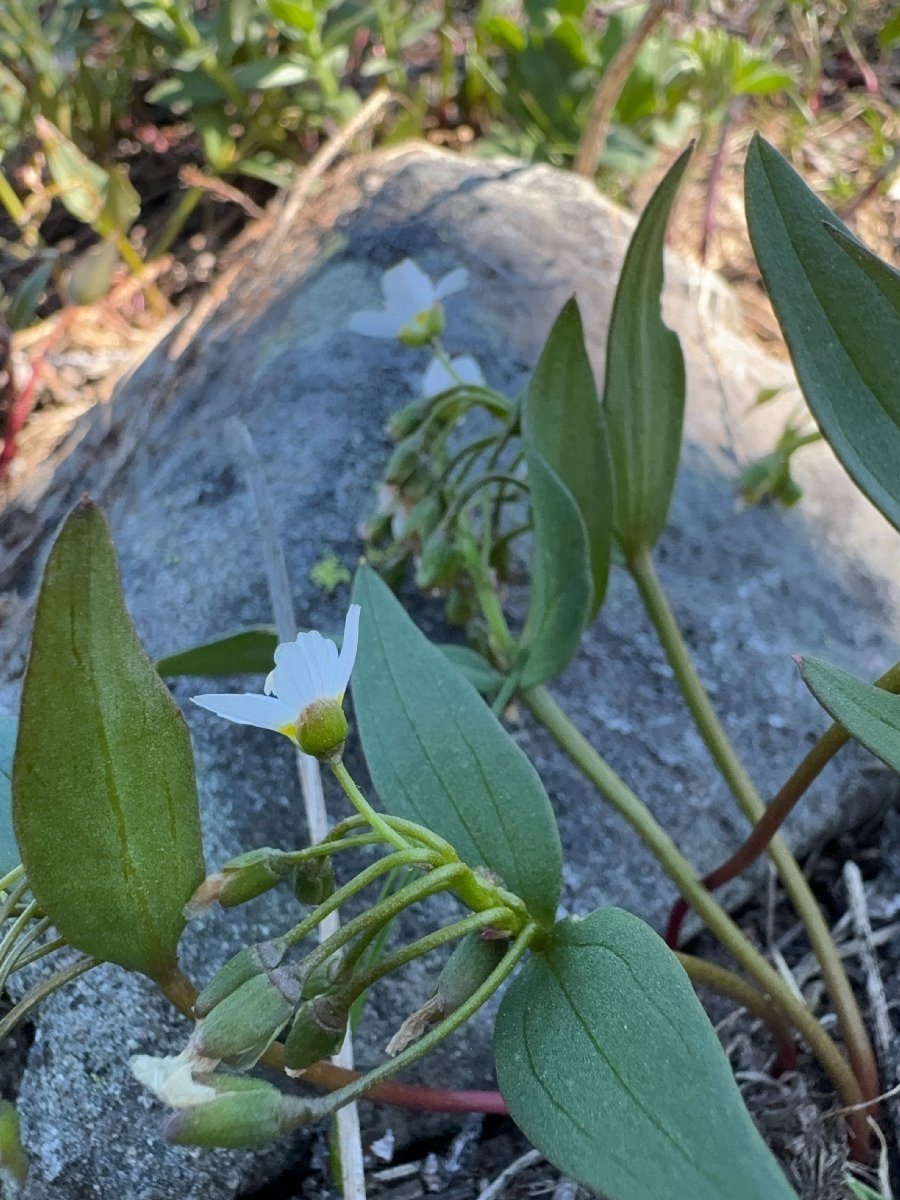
[[416, 534, 462, 591], [384, 436, 422, 486], [405, 495, 443, 541], [218, 848, 293, 908], [194, 937, 288, 1019], [192, 969, 302, 1070], [398, 303, 445, 348], [284, 994, 349, 1072], [297, 698, 348, 761], [444, 585, 476, 627], [432, 933, 507, 1018], [387, 398, 430, 441], [301, 950, 345, 1000], [161, 1077, 293, 1149], [292, 855, 336, 906]]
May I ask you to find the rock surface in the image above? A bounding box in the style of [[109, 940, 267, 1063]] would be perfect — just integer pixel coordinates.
[[2, 146, 900, 1198]]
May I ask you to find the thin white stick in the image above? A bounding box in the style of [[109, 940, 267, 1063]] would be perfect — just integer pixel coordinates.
[[228, 419, 366, 1200], [476, 1149, 543, 1200]]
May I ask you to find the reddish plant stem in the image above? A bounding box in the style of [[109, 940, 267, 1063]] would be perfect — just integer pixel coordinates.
[[666, 660, 900, 950]]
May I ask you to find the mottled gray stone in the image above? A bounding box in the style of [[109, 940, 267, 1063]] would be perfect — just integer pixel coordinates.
[[2, 147, 899, 1197]]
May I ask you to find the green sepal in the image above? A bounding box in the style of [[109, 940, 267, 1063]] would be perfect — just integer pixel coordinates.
[[193, 970, 301, 1070], [283, 994, 348, 1071], [194, 938, 289, 1019], [162, 1076, 291, 1149]]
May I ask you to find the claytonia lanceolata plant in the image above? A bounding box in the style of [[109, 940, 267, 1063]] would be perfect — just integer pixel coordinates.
[[5, 136, 900, 1200]]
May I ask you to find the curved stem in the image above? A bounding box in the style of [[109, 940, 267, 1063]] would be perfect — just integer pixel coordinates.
[[627, 547, 879, 1130], [350, 907, 512, 996], [324, 813, 457, 861], [331, 761, 412, 851], [0, 956, 96, 1042], [283, 850, 441, 953], [666, 658, 900, 945], [291, 863, 468, 976], [676, 952, 796, 1073], [522, 682, 870, 1146], [294, 923, 539, 1122]]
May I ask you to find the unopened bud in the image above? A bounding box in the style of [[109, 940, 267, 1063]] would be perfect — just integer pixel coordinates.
[[297, 699, 348, 761], [292, 856, 336, 906], [191, 970, 302, 1070], [162, 1076, 291, 1149], [405, 495, 442, 541], [219, 849, 293, 908], [384, 436, 422, 485], [387, 399, 429, 441], [194, 937, 288, 1019], [415, 533, 461, 591], [301, 950, 345, 999], [445, 586, 476, 626], [284, 994, 349, 1072], [433, 932, 507, 1017]]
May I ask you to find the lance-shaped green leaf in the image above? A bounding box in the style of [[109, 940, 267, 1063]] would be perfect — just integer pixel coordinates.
[[826, 222, 900, 311], [603, 144, 691, 558], [745, 136, 900, 531], [0, 717, 20, 877], [157, 628, 502, 696], [494, 907, 798, 1200], [156, 627, 280, 678], [351, 566, 562, 925], [523, 297, 614, 619], [799, 656, 900, 772], [13, 500, 205, 982], [518, 442, 592, 690]]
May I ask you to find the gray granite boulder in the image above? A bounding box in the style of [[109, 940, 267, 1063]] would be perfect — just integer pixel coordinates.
[[2, 146, 900, 1198]]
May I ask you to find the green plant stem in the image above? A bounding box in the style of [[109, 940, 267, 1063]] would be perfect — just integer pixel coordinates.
[[324, 813, 456, 860], [292, 863, 468, 978], [676, 952, 796, 1071], [668, 658, 900, 939], [0, 865, 25, 896], [331, 761, 412, 851], [627, 546, 879, 1119], [0, 955, 96, 1042], [4, 931, 64, 974], [148, 186, 203, 260], [283, 849, 440, 954], [294, 922, 539, 1123], [351, 907, 513, 995], [522, 682, 870, 1144]]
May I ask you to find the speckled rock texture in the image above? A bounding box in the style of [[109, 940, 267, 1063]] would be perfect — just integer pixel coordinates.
[[2, 146, 900, 1198]]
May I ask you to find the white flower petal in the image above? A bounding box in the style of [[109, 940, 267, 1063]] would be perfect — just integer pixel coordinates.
[[192, 692, 296, 732], [334, 604, 361, 699], [348, 310, 403, 339], [292, 630, 339, 699], [421, 356, 456, 398], [450, 354, 485, 386], [131, 1052, 217, 1109], [268, 638, 318, 709], [421, 354, 485, 398], [434, 267, 469, 300], [381, 259, 435, 316]]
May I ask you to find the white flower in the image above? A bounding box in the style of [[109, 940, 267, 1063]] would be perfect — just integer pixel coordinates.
[[131, 1050, 217, 1109], [421, 354, 485, 398], [348, 259, 469, 346], [192, 606, 360, 751]]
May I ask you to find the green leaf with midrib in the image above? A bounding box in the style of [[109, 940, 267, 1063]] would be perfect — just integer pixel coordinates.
[[495, 907, 798, 1200], [13, 500, 205, 981], [351, 566, 562, 925]]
